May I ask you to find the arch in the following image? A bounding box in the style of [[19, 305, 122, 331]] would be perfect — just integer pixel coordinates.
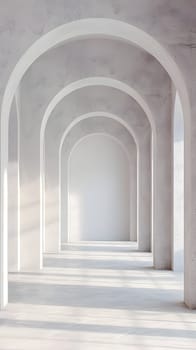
[[59, 111, 138, 153], [68, 132, 132, 166], [1, 18, 190, 128], [40, 76, 155, 142], [57, 111, 138, 249], [0, 17, 191, 308], [41, 78, 153, 255], [66, 132, 132, 242]]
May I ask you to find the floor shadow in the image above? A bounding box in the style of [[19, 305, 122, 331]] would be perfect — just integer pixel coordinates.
[[9, 271, 175, 281], [44, 257, 153, 270], [4, 242, 195, 349], [61, 243, 139, 254], [8, 280, 184, 312], [1, 318, 196, 339]]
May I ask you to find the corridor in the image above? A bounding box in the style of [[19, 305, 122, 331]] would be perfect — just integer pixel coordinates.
[[0, 242, 195, 350]]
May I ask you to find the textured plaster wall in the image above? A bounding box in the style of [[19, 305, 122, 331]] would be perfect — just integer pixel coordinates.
[[0, 0, 195, 102]]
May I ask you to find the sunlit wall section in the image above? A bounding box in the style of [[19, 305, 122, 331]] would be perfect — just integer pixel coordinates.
[[173, 92, 184, 271]]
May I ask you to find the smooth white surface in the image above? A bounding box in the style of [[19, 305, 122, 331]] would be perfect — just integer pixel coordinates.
[[1, 241, 195, 350], [59, 115, 138, 247], [173, 94, 184, 272], [174, 141, 184, 271], [8, 99, 20, 272], [68, 134, 130, 242]]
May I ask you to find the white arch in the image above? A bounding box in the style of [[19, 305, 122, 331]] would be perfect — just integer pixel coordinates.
[[0, 18, 191, 308], [1, 18, 190, 128], [40, 77, 153, 252], [65, 132, 132, 243], [41, 76, 154, 145], [59, 111, 138, 152], [67, 131, 132, 165], [41, 76, 149, 199], [57, 111, 138, 248], [40, 76, 153, 224], [40, 77, 153, 254]]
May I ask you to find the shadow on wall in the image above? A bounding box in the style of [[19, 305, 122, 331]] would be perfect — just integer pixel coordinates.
[[44, 187, 59, 251]]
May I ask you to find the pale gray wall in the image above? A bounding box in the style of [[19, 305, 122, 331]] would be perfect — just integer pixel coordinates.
[[68, 134, 130, 241], [59, 116, 137, 246]]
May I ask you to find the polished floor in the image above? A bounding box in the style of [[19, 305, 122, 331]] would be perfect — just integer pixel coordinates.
[[0, 242, 196, 349]]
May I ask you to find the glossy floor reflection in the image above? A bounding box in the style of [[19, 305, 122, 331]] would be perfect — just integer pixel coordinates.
[[1, 242, 196, 349]]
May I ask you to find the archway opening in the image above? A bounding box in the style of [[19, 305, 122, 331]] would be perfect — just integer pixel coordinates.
[[67, 134, 131, 243]]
